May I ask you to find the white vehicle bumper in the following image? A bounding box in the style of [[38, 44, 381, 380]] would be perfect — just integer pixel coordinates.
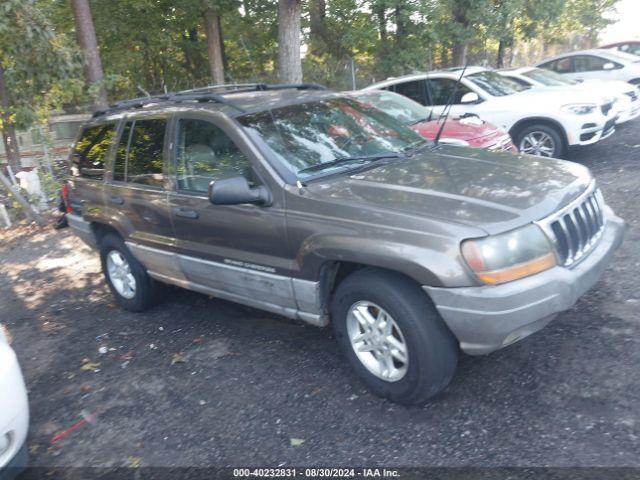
[[565, 113, 617, 147], [615, 96, 640, 124], [0, 344, 29, 474]]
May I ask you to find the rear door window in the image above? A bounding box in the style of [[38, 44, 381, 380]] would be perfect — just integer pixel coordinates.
[[70, 123, 117, 179], [392, 80, 427, 105], [111, 119, 167, 188]]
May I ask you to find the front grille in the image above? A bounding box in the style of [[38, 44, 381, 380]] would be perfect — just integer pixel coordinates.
[[601, 101, 613, 115], [543, 189, 605, 266], [625, 91, 638, 102]]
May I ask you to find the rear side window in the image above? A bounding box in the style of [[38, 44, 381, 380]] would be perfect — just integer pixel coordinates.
[[112, 119, 166, 188], [70, 124, 117, 179]]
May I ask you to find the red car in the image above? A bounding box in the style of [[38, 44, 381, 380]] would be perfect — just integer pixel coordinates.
[[351, 90, 518, 153]]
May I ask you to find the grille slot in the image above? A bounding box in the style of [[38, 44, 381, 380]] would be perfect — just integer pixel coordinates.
[[625, 91, 638, 102], [546, 190, 605, 266]]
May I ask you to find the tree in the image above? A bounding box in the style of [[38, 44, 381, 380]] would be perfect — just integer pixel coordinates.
[[0, 0, 78, 173], [277, 0, 302, 83], [71, 0, 107, 109]]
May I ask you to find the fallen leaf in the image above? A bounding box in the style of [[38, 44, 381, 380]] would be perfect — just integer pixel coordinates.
[[81, 360, 101, 372], [290, 438, 305, 447], [170, 353, 186, 365]]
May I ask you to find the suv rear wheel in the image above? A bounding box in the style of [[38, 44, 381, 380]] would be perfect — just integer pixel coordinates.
[[515, 123, 565, 158], [99, 234, 163, 312], [331, 268, 459, 404]]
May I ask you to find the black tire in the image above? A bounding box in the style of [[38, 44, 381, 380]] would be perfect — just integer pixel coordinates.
[[331, 268, 459, 405], [99, 233, 163, 312], [514, 123, 566, 159]]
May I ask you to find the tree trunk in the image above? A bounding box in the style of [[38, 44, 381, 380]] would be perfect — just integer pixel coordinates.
[[203, 7, 225, 85], [452, 43, 468, 66], [277, 0, 303, 83], [0, 63, 21, 174], [71, 0, 107, 110], [376, 3, 387, 44], [496, 39, 505, 68], [451, 0, 469, 66]]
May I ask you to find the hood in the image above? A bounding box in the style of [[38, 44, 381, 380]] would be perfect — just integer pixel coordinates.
[[411, 116, 502, 142], [306, 146, 592, 235], [489, 87, 611, 110]]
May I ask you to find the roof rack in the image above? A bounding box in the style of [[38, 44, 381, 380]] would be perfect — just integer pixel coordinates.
[[92, 83, 328, 118], [179, 83, 327, 95]]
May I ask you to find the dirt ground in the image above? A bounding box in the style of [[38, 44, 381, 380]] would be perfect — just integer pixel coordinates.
[[1, 120, 639, 473]]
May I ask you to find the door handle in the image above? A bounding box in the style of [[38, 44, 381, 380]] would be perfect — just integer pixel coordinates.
[[108, 195, 124, 205], [172, 207, 199, 219]]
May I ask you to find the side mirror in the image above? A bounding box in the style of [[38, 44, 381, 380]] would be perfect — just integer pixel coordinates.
[[460, 92, 480, 104], [208, 176, 272, 206], [602, 62, 616, 71]]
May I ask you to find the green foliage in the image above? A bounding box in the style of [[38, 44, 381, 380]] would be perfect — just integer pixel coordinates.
[[6, 0, 623, 105], [0, 0, 81, 130]]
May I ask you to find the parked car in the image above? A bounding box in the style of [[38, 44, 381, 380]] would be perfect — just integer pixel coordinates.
[[0, 324, 28, 478], [536, 49, 640, 86], [499, 67, 640, 124], [349, 90, 517, 152], [66, 84, 625, 404], [363, 67, 618, 158], [600, 40, 640, 57]]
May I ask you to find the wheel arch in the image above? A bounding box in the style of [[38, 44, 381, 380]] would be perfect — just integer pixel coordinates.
[[509, 117, 569, 148]]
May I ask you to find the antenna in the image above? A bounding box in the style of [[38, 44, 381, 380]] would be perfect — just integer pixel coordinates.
[[434, 63, 468, 146]]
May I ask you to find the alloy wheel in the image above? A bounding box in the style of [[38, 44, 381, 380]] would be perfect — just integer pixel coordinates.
[[106, 250, 136, 299], [519, 131, 556, 157], [346, 301, 409, 382]]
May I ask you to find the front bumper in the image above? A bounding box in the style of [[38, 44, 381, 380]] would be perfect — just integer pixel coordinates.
[[424, 212, 625, 355], [616, 98, 640, 124]]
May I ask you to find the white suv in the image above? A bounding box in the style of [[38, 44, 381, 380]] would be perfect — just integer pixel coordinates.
[[499, 67, 640, 124], [0, 325, 28, 478], [536, 49, 640, 86], [364, 67, 617, 158]]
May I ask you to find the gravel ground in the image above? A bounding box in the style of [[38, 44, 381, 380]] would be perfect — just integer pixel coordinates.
[[1, 119, 639, 471]]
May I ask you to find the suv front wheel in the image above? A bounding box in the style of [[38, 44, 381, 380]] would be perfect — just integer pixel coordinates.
[[331, 268, 459, 404], [515, 124, 566, 158], [99, 234, 163, 312]]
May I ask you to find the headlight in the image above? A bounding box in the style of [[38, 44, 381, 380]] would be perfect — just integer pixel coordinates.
[[562, 104, 597, 115], [461, 224, 556, 285], [438, 138, 470, 147]]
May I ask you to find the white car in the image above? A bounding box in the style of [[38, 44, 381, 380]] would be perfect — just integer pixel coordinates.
[[363, 67, 617, 158], [536, 48, 640, 86], [0, 325, 28, 477], [499, 67, 640, 124]]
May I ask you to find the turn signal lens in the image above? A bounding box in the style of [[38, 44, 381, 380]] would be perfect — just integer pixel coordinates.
[[461, 224, 556, 285]]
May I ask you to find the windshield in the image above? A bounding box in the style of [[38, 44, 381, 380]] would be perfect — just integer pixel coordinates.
[[354, 91, 433, 125], [467, 71, 529, 97], [239, 97, 426, 180], [523, 68, 577, 86]]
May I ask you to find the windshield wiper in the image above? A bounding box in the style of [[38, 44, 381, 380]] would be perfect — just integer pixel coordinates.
[[298, 152, 404, 175]]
